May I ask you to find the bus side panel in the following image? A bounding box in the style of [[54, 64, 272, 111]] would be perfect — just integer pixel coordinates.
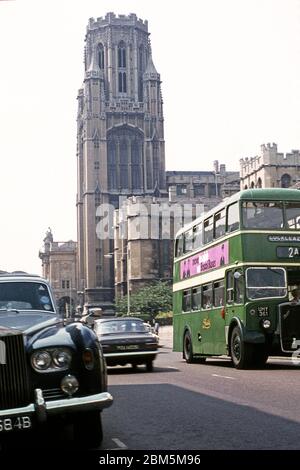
[[173, 261, 180, 284], [228, 234, 243, 265], [210, 307, 227, 355], [173, 291, 183, 352]]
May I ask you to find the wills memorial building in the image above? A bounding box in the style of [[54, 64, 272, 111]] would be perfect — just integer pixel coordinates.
[[76, 13, 166, 311]]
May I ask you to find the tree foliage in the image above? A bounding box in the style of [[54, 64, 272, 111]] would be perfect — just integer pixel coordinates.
[[115, 281, 172, 319]]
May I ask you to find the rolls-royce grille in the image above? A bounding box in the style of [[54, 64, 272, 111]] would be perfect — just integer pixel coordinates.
[[279, 304, 300, 352], [0, 330, 30, 410]]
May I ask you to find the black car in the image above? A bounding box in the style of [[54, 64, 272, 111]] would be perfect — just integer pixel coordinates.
[[94, 317, 159, 371], [0, 273, 113, 447]]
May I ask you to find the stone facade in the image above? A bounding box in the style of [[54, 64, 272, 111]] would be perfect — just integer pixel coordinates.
[[240, 143, 300, 189], [166, 161, 240, 208], [39, 229, 77, 315], [114, 196, 204, 298], [76, 13, 166, 311]]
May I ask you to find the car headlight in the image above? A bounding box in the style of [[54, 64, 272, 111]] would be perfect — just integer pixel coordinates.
[[31, 348, 72, 372], [52, 349, 72, 368], [31, 351, 52, 370]]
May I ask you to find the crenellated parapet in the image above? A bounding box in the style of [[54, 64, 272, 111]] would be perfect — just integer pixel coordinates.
[[87, 12, 148, 33], [240, 142, 300, 179], [240, 143, 300, 189]]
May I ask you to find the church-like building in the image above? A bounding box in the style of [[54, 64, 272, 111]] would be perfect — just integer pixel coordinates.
[[76, 13, 166, 311]]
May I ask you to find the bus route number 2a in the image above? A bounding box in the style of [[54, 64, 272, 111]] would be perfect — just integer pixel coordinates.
[[276, 246, 300, 259]]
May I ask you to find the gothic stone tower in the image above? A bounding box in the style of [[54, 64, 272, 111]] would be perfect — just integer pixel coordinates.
[[76, 13, 166, 310]]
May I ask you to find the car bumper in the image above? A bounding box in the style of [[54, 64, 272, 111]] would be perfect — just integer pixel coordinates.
[[0, 389, 113, 422], [104, 350, 158, 358]]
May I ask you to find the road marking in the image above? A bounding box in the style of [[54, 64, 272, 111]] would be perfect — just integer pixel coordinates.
[[111, 438, 128, 449], [212, 373, 236, 380]]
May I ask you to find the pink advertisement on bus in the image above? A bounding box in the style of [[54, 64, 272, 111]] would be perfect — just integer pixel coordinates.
[[180, 241, 229, 280]]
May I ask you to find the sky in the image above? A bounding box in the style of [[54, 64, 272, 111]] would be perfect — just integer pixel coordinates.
[[1, 0, 300, 274]]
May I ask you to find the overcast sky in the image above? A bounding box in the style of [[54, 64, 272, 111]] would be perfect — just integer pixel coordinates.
[[1, 0, 300, 274]]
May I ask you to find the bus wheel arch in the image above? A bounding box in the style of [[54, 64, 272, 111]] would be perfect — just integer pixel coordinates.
[[183, 328, 194, 363], [228, 320, 241, 357]]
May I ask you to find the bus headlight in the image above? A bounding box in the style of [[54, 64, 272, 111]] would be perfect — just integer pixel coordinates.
[[262, 319, 271, 329]]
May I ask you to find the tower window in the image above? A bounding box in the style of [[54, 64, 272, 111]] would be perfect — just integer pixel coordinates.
[[118, 72, 127, 93], [118, 42, 126, 68], [98, 43, 104, 69]]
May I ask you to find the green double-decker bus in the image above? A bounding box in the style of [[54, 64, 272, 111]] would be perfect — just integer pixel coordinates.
[[173, 188, 300, 369]]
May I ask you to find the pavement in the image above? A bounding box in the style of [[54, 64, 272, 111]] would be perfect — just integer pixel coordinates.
[[158, 324, 173, 349]]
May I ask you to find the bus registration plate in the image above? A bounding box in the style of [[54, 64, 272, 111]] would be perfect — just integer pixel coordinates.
[[276, 246, 300, 258]]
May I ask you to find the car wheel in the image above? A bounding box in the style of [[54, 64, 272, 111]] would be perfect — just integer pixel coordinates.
[[73, 410, 103, 448], [230, 326, 253, 369], [183, 330, 194, 363], [146, 360, 153, 372]]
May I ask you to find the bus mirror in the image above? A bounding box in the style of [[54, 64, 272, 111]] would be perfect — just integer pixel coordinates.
[[234, 271, 242, 280]]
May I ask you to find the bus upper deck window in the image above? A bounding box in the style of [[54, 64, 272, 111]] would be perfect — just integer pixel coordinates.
[[176, 235, 184, 257], [227, 202, 240, 232], [242, 201, 283, 229], [193, 223, 203, 250], [286, 203, 300, 229], [214, 209, 226, 239], [184, 229, 193, 253], [204, 217, 213, 244]]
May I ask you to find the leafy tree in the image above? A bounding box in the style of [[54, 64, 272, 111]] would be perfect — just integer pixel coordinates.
[[115, 281, 172, 321]]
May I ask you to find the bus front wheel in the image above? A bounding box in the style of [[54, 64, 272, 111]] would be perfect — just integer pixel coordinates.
[[230, 326, 253, 369], [183, 331, 194, 363]]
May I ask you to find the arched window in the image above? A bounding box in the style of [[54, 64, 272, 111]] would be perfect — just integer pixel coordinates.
[[118, 72, 127, 93], [132, 140, 141, 189], [98, 43, 104, 69], [244, 185, 248, 190], [107, 126, 144, 191], [250, 182, 255, 188], [107, 141, 117, 189], [138, 45, 144, 71], [118, 41, 126, 68], [257, 178, 262, 188], [138, 45, 144, 101], [120, 140, 128, 188], [281, 173, 291, 188], [118, 41, 127, 94]]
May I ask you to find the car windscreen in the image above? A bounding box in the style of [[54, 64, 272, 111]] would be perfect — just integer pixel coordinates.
[[0, 282, 55, 312], [96, 320, 147, 335], [246, 267, 287, 300]]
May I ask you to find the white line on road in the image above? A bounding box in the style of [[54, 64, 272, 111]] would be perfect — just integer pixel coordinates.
[[110, 438, 128, 449], [212, 373, 236, 380]]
